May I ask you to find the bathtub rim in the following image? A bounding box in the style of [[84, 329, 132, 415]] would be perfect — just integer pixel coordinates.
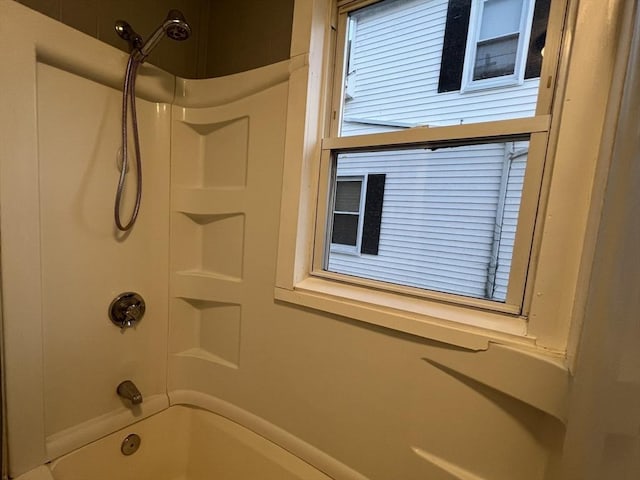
[[168, 390, 370, 480], [40, 393, 369, 480]]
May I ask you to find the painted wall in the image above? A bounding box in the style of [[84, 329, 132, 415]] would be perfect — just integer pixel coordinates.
[[556, 3, 640, 476], [14, 0, 294, 78]]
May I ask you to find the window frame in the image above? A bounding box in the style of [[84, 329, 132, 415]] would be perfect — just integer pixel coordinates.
[[315, 0, 561, 315], [461, 0, 537, 92], [275, 0, 625, 352]]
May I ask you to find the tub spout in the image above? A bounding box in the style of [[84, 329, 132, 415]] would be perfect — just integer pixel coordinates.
[[117, 380, 143, 405]]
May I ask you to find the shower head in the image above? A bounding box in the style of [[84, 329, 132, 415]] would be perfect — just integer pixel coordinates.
[[135, 9, 192, 62], [164, 10, 191, 41]]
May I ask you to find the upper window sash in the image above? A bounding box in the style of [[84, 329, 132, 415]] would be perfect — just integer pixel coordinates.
[[332, 0, 552, 139]]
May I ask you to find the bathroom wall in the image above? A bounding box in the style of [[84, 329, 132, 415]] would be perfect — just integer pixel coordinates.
[[37, 62, 171, 452], [167, 71, 565, 480], [166, 1, 633, 480], [1, 2, 173, 474], [205, 0, 295, 77], [1, 1, 637, 479], [557, 4, 640, 476], [14, 0, 294, 78]]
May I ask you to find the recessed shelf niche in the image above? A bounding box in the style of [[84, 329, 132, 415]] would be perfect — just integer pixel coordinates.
[[171, 298, 241, 369], [172, 212, 245, 280], [172, 116, 249, 188]]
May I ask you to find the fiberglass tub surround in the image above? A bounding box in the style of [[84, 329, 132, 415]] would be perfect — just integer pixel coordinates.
[[4, 0, 637, 479], [1, 2, 338, 478]]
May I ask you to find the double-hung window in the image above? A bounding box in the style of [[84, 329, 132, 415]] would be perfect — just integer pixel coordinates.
[[314, 0, 560, 313]]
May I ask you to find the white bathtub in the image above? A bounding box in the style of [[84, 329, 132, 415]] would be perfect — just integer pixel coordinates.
[[18, 406, 334, 480]]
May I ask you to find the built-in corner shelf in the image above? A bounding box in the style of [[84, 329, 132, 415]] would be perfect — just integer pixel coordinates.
[[172, 187, 246, 216], [170, 103, 252, 373], [170, 297, 242, 369], [172, 271, 242, 303], [171, 116, 249, 189], [168, 79, 288, 376], [172, 213, 245, 280]]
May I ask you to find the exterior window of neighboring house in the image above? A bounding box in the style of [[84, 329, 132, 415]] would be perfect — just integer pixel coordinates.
[[330, 173, 386, 256], [315, 0, 558, 311], [462, 0, 536, 90], [331, 177, 364, 251]]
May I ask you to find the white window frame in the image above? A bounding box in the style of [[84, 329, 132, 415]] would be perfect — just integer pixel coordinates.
[[344, 16, 358, 100], [276, 0, 629, 354], [461, 0, 536, 92], [316, 0, 552, 315], [329, 175, 366, 254]]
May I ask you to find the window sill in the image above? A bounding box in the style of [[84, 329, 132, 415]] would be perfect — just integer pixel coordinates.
[[461, 75, 524, 94], [274, 276, 534, 351]]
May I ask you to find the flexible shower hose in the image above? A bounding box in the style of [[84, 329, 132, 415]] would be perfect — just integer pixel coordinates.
[[114, 54, 143, 231]]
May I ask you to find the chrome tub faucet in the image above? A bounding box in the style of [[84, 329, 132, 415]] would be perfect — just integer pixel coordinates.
[[117, 380, 143, 405]]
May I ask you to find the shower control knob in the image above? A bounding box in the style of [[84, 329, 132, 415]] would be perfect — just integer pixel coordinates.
[[109, 292, 145, 330]]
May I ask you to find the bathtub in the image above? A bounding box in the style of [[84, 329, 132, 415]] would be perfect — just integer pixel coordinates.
[[17, 406, 334, 480]]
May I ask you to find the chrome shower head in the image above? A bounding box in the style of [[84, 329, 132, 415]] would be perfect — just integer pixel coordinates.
[[164, 10, 191, 41], [135, 9, 192, 61]]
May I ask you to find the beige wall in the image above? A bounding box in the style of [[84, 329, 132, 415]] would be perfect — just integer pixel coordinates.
[[557, 2, 640, 477], [14, 0, 294, 78]]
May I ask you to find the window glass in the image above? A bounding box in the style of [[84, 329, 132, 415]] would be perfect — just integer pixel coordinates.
[[332, 214, 360, 245], [326, 138, 529, 302], [335, 180, 362, 212], [339, 0, 548, 136], [480, 0, 523, 38], [331, 178, 363, 247], [474, 34, 519, 79], [472, 0, 526, 80]]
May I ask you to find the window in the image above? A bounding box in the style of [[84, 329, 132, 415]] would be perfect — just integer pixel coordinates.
[[462, 0, 536, 90], [316, 0, 558, 312], [277, 0, 625, 347], [331, 177, 364, 251], [438, 0, 550, 94], [330, 173, 386, 255]]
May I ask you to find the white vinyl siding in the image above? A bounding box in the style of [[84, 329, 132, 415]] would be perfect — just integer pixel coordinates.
[[327, 0, 538, 302], [328, 142, 527, 300], [341, 0, 539, 136], [492, 153, 526, 300]]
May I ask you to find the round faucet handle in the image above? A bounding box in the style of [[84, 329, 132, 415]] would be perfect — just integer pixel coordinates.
[[109, 292, 145, 329]]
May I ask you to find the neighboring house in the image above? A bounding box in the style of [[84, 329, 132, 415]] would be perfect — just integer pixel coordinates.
[[327, 0, 549, 302]]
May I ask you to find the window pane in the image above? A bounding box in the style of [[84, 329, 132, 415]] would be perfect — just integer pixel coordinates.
[[335, 180, 362, 212], [332, 214, 359, 246], [473, 34, 519, 80], [325, 139, 530, 301], [340, 0, 546, 136], [480, 0, 523, 40]]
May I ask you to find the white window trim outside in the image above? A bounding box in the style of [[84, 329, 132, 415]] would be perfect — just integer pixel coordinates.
[[344, 16, 357, 100], [461, 0, 536, 93], [329, 175, 366, 255], [276, 0, 630, 356]]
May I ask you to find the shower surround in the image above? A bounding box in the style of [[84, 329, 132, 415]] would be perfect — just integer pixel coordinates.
[[3, 0, 636, 479]]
